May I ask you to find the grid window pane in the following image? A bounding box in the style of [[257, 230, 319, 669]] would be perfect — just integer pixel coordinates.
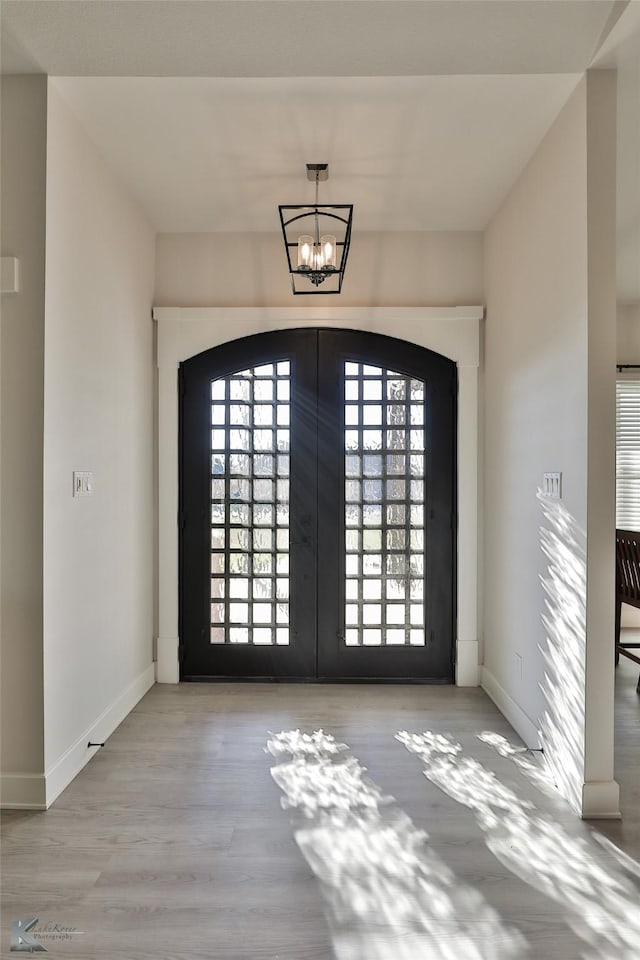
[[363, 579, 382, 600], [254, 381, 273, 401], [230, 504, 250, 525], [229, 528, 250, 551], [363, 505, 382, 526], [230, 404, 250, 425], [211, 528, 225, 549], [345, 405, 359, 425], [346, 530, 360, 552], [254, 504, 274, 525], [346, 455, 360, 477], [254, 404, 273, 426], [363, 381, 382, 402], [229, 579, 249, 598], [363, 455, 383, 476], [253, 454, 273, 476], [363, 604, 381, 625], [345, 381, 359, 401], [363, 406, 382, 426], [278, 455, 290, 476], [230, 454, 250, 475], [343, 361, 427, 647], [230, 380, 250, 402], [230, 429, 250, 450], [277, 380, 290, 401], [209, 360, 291, 645], [253, 577, 272, 598], [211, 578, 225, 599], [363, 480, 382, 502], [363, 529, 382, 552]]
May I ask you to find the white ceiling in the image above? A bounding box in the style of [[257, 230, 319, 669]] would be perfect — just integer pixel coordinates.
[[1, 1, 620, 78], [52, 74, 582, 233], [2, 0, 638, 300]]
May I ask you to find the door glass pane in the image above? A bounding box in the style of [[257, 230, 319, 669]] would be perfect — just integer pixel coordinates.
[[210, 361, 290, 645], [343, 362, 426, 646]]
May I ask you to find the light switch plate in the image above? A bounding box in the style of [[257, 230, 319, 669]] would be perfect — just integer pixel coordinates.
[[1, 257, 20, 295], [73, 471, 93, 497], [543, 472, 562, 499]]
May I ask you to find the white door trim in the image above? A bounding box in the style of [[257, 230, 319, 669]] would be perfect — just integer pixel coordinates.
[[154, 306, 483, 685]]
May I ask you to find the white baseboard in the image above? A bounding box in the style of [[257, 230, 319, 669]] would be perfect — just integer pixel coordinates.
[[480, 665, 542, 749], [0, 773, 47, 809], [582, 779, 621, 820], [43, 663, 155, 808], [456, 640, 479, 686], [156, 636, 179, 683]]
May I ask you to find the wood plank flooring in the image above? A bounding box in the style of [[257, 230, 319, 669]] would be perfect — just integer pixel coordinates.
[[2, 674, 639, 959]]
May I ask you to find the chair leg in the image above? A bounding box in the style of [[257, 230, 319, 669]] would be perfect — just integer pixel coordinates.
[[636, 672, 640, 695], [615, 598, 621, 666]]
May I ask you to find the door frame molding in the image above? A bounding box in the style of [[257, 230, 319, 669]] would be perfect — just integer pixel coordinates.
[[154, 306, 483, 686]]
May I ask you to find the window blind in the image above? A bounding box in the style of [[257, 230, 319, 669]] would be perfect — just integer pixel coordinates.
[[616, 379, 640, 530]]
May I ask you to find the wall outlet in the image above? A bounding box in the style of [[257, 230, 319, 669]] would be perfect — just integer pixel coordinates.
[[515, 652, 523, 682], [73, 471, 93, 497], [542, 472, 562, 499]]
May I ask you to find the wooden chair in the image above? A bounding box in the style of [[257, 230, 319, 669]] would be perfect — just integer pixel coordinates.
[[615, 528, 640, 692]]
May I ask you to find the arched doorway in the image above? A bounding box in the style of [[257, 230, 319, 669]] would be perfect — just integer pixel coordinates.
[[180, 328, 456, 680]]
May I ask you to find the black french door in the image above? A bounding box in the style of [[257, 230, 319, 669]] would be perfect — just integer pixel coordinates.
[[180, 328, 456, 681]]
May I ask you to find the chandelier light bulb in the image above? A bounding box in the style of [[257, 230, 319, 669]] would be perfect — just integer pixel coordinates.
[[297, 236, 313, 271], [321, 235, 337, 270]]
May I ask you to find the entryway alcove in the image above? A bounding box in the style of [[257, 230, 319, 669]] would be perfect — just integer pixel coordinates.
[[154, 307, 482, 686]]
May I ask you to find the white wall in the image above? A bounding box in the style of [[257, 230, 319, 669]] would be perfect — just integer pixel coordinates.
[[484, 79, 588, 747], [0, 76, 48, 807], [616, 301, 640, 627], [42, 82, 156, 804], [483, 73, 618, 817], [617, 302, 640, 363], [155, 231, 483, 308]]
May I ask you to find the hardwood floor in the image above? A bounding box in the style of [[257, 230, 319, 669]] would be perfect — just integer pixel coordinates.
[[2, 676, 639, 959]]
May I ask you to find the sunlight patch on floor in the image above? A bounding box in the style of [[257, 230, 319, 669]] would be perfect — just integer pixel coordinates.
[[397, 729, 640, 959], [267, 729, 525, 960]]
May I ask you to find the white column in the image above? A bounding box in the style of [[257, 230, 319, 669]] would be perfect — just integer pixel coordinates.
[[456, 363, 479, 685], [156, 359, 180, 683], [583, 70, 619, 818]]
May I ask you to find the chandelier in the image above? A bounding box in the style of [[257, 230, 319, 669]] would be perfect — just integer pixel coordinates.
[[278, 164, 353, 295]]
